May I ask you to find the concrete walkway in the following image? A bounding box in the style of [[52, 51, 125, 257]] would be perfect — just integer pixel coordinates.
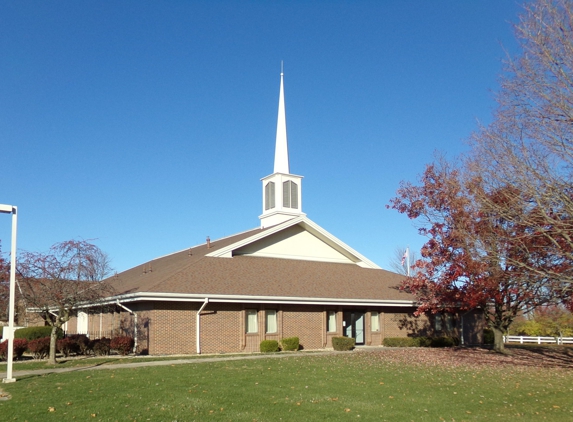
[[1, 350, 344, 379]]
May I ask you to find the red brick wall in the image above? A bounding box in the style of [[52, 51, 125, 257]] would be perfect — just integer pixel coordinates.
[[152, 301, 198, 354], [200, 303, 243, 354], [57, 302, 483, 355]]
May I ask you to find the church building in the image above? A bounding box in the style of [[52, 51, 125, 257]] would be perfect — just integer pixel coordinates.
[[64, 72, 482, 354]]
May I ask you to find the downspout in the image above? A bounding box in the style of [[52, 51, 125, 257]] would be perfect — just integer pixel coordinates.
[[116, 300, 137, 354], [196, 298, 209, 354]]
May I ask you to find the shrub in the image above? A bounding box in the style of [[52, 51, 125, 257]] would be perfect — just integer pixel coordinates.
[[0, 341, 6, 361], [430, 336, 459, 348], [57, 337, 80, 357], [110, 336, 134, 355], [383, 337, 432, 347], [92, 338, 111, 356], [483, 329, 495, 345], [280, 337, 299, 351], [260, 340, 279, 353], [27, 337, 51, 359], [15, 326, 63, 341], [332, 336, 355, 351], [68, 334, 91, 355], [0, 338, 28, 361]]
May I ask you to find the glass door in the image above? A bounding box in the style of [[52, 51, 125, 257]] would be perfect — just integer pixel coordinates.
[[343, 311, 365, 345]]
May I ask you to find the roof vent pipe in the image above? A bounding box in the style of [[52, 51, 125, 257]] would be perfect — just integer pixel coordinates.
[[206, 236, 211, 249]]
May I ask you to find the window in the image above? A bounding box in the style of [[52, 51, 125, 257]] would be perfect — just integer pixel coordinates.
[[266, 310, 277, 333], [445, 313, 454, 331], [327, 311, 337, 332], [265, 182, 275, 210], [434, 314, 442, 331], [246, 309, 258, 333], [371, 311, 380, 332], [282, 180, 298, 209]]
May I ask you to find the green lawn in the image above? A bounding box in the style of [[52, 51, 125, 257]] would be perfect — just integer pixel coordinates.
[[1, 348, 572, 421]]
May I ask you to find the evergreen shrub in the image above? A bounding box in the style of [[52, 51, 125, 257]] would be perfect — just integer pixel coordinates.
[[383, 337, 432, 347], [110, 336, 134, 355], [280, 337, 299, 351], [483, 329, 494, 345], [15, 326, 63, 341], [260, 340, 279, 353], [430, 337, 459, 348], [332, 336, 355, 351]]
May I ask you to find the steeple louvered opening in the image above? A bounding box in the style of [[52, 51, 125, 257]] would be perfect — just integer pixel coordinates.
[[265, 181, 276, 210], [282, 180, 298, 209]]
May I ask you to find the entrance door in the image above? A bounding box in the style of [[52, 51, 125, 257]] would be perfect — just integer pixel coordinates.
[[343, 311, 365, 345]]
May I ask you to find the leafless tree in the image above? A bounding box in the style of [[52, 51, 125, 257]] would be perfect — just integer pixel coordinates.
[[17, 240, 115, 364], [389, 246, 419, 276], [468, 0, 573, 288]]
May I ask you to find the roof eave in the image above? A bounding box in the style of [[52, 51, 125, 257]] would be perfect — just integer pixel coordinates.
[[100, 291, 415, 308]]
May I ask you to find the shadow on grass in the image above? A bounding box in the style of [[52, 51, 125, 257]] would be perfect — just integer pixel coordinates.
[[441, 345, 573, 369]]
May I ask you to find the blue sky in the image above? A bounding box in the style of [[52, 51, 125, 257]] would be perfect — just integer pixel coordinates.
[[1, 1, 524, 273]]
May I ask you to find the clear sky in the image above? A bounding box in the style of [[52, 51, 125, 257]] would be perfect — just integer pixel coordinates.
[[1, 1, 524, 273]]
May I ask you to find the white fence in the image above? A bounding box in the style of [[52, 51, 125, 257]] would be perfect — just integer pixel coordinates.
[[503, 335, 573, 345]]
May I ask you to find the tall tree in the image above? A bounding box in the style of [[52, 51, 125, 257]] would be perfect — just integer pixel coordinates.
[[468, 0, 573, 288], [389, 161, 569, 352], [17, 240, 114, 364]]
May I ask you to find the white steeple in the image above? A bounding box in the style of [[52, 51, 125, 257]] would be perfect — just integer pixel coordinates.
[[274, 68, 289, 174], [259, 67, 305, 229]]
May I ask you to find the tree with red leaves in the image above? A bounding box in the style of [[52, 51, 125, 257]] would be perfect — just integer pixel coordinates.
[[17, 240, 114, 364], [389, 161, 570, 353]]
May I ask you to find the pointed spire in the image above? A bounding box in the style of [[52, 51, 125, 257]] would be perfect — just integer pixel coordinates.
[[274, 64, 289, 174]]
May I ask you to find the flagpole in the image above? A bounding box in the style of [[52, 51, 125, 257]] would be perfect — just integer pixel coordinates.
[[406, 246, 410, 277]]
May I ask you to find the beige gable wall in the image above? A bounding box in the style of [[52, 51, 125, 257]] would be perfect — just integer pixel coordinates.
[[234, 225, 355, 264]]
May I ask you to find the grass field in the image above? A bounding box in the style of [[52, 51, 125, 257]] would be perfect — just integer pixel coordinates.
[[1, 347, 572, 421]]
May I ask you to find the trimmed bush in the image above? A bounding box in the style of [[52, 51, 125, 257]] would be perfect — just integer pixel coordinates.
[[15, 326, 63, 341], [382, 337, 458, 348], [68, 334, 91, 355], [28, 336, 51, 359], [110, 336, 134, 355], [0, 338, 28, 361], [430, 336, 459, 348], [92, 338, 111, 356], [483, 329, 494, 345], [280, 337, 299, 351], [260, 340, 279, 353], [383, 337, 432, 347], [57, 337, 80, 357], [332, 336, 355, 351]]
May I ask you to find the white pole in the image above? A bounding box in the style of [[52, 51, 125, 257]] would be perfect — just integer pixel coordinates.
[[196, 298, 209, 354], [406, 246, 410, 277], [2, 205, 17, 383]]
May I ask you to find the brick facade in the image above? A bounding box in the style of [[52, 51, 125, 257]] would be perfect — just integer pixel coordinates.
[[61, 302, 483, 355]]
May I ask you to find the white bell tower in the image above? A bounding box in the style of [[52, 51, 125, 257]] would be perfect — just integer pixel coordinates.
[[259, 68, 305, 228]]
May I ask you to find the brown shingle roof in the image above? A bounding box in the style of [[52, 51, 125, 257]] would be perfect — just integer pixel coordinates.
[[106, 227, 414, 303]]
